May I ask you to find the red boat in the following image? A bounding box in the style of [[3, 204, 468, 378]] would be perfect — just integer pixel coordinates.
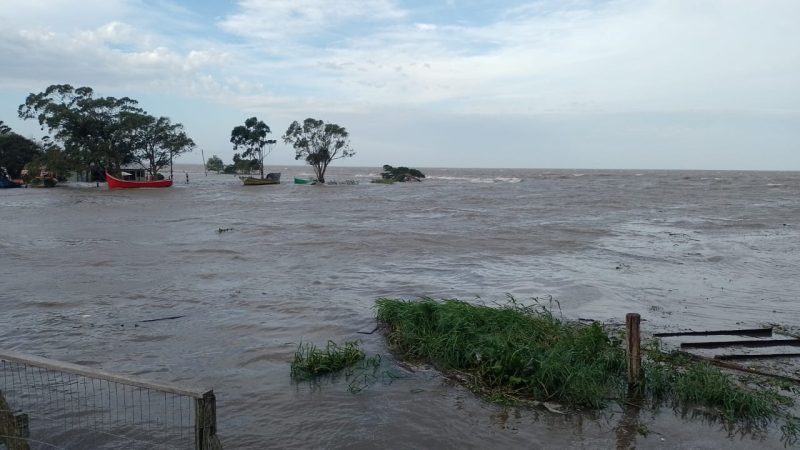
[[106, 172, 173, 189]]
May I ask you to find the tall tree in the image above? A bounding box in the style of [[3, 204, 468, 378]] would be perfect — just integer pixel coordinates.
[[282, 118, 354, 183], [230, 117, 274, 179], [18, 84, 144, 173], [0, 121, 42, 179], [27, 137, 71, 181], [206, 155, 224, 173], [126, 114, 195, 179]]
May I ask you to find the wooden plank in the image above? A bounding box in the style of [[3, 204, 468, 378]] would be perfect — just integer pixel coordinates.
[[685, 353, 800, 384], [681, 339, 800, 349], [654, 328, 772, 338], [715, 353, 800, 361], [0, 350, 209, 398]]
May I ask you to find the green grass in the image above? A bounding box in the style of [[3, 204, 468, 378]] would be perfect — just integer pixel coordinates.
[[375, 297, 798, 441], [375, 297, 626, 408], [290, 341, 366, 381]]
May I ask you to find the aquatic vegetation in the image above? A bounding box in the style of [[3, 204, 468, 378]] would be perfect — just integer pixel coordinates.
[[375, 296, 626, 408], [641, 342, 798, 444], [376, 297, 799, 442], [290, 341, 365, 381], [290, 342, 400, 394]]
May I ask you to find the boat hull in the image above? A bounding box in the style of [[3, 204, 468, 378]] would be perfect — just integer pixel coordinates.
[[0, 179, 22, 188], [293, 178, 317, 185], [106, 172, 172, 189]]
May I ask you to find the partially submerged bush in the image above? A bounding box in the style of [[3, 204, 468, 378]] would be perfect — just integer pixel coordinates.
[[380, 164, 425, 182], [290, 341, 365, 381]]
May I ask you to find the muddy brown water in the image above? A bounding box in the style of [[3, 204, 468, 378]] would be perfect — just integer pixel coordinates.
[[1, 166, 799, 448]]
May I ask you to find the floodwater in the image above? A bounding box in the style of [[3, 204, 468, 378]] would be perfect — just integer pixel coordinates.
[[1, 166, 799, 449]]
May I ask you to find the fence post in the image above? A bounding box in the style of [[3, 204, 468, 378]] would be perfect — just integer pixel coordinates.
[[195, 390, 222, 450], [626, 313, 641, 386]]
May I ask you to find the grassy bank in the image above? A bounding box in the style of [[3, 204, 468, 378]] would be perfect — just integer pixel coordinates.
[[375, 297, 798, 441]]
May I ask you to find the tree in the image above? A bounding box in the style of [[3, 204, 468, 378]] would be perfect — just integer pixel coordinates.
[[0, 121, 42, 179], [230, 117, 275, 179], [282, 118, 354, 183], [381, 165, 425, 182], [26, 137, 71, 181], [206, 155, 224, 173], [18, 84, 144, 173], [126, 114, 195, 180]]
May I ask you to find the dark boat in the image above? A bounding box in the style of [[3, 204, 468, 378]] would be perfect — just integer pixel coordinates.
[[241, 172, 281, 186], [0, 178, 22, 188], [106, 172, 172, 189]]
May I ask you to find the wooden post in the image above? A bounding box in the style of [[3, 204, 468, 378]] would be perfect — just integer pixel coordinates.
[[195, 390, 222, 450], [0, 390, 30, 450], [626, 313, 641, 386]]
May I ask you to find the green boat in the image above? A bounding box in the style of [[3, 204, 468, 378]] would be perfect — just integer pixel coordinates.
[[294, 177, 317, 185]]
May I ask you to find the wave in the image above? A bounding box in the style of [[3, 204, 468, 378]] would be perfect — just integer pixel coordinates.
[[427, 175, 522, 183]]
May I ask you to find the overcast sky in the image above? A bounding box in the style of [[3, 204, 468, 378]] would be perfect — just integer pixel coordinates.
[[0, 0, 797, 169]]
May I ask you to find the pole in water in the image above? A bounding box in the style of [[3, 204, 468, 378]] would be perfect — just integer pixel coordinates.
[[626, 313, 641, 386], [185, 172, 189, 184]]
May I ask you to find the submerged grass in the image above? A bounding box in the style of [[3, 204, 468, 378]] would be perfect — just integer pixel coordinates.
[[290, 340, 366, 381], [642, 341, 797, 443], [376, 296, 626, 408], [376, 297, 798, 442]]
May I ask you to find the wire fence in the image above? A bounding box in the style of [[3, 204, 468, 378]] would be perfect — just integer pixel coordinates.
[[0, 351, 221, 449]]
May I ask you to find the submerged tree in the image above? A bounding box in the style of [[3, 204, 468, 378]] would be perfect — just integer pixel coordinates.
[[18, 84, 144, 173], [26, 137, 71, 181], [0, 121, 42, 179], [17, 84, 195, 180], [381, 165, 425, 182], [126, 114, 195, 180], [206, 155, 224, 173], [230, 117, 274, 179], [282, 118, 354, 183]]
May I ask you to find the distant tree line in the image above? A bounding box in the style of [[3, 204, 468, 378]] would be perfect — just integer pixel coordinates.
[[4, 84, 360, 185], [4, 84, 195, 181]]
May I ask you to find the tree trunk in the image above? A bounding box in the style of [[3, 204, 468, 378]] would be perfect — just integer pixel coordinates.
[[315, 165, 325, 183]]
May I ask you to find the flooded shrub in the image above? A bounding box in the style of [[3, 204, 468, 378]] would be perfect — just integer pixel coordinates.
[[290, 341, 365, 381]]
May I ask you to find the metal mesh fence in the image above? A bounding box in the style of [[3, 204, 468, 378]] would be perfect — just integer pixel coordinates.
[[0, 352, 219, 449]]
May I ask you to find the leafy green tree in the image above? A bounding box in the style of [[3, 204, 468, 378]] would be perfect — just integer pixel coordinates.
[[125, 114, 195, 180], [206, 155, 224, 173], [0, 121, 42, 179], [282, 118, 354, 183], [18, 84, 144, 173], [230, 117, 275, 179], [26, 137, 71, 181]]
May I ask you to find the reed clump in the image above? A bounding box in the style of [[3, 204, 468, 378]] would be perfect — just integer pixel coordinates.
[[375, 297, 626, 408], [290, 341, 366, 381]]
